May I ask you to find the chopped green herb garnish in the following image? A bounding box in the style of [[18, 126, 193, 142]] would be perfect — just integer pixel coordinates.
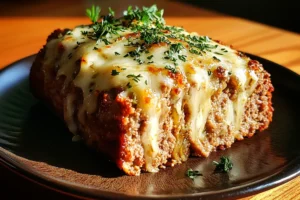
[[111, 69, 120, 76], [126, 82, 132, 88], [68, 53, 72, 59], [86, 5, 101, 23], [145, 80, 148, 85], [178, 54, 187, 62], [147, 55, 154, 60], [123, 5, 164, 25], [221, 48, 228, 52], [93, 47, 98, 50], [170, 43, 184, 53], [214, 52, 223, 55], [83, 5, 228, 73], [128, 48, 141, 57], [208, 70, 212, 76], [213, 56, 221, 62], [140, 27, 169, 45], [74, 41, 84, 49], [186, 168, 202, 180], [125, 46, 147, 64], [213, 156, 233, 173], [189, 49, 201, 55], [85, 6, 124, 45], [165, 64, 177, 73], [108, 7, 115, 17], [127, 74, 142, 82], [136, 58, 144, 64], [164, 43, 185, 64], [81, 30, 88, 35], [102, 38, 111, 45]]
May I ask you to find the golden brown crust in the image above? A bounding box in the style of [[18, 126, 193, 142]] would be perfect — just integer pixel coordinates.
[[30, 29, 148, 175]]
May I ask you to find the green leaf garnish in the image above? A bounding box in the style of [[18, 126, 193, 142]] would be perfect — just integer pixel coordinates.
[[213, 156, 233, 173], [111, 69, 120, 76], [108, 7, 115, 17], [124, 5, 164, 25], [86, 5, 101, 23], [186, 168, 202, 180], [165, 64, 177, 73], [126, 82, 132, 88], [127, 74, 142, 82], [178, 54, 187, 62], [213, 56, 221, 62], [147, 55, 154, 60]]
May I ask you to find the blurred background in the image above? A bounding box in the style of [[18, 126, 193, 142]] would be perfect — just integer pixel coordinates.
[[0, 0, 298, 33], [182, 0, 299, 33]]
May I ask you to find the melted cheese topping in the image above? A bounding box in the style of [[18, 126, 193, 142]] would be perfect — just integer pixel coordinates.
[[43, 24, 258, 172]]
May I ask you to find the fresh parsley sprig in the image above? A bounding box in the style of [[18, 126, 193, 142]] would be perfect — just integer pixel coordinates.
[[108, 7, 115, 17], [86, 5, 101, 23], [213, 156, 233, 173], [124, 5, 164, 25], [186, 168, 202, 180], [140, 27, 169, 45], [85, 6, 124, 44]]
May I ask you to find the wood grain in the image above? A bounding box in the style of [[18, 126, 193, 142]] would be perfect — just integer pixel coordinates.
[[0, 1, 299, 199], [0, 16, 299, 74]]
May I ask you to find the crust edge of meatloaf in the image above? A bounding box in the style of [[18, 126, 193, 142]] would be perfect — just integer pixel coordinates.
[[29, 29, 145, 175]]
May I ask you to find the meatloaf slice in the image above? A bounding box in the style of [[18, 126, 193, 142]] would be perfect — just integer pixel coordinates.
[[30, 7, 273, 175]]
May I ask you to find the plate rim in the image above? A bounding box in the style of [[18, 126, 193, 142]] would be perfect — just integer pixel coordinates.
[[1, 147, 299, 200], [0, 53, 299, 200]]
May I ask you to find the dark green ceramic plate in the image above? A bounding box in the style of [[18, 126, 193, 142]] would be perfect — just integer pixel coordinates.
[[0, 54, 299, 200]]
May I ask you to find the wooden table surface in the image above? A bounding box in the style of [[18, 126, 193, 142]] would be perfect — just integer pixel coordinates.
[[0, 1, 299, 199]]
